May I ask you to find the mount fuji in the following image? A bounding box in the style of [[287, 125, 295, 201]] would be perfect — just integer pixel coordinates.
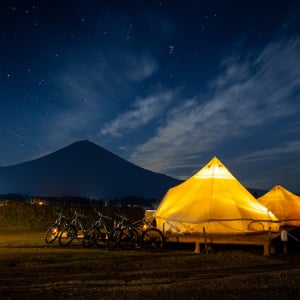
[[0, 140, 181, 199]]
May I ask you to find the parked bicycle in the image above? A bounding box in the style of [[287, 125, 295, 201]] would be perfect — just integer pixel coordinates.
[[59, 210, 89, 246], [107, 214, 165, 251], [83, 211, 114, 248], [45, 211, 69, 244]]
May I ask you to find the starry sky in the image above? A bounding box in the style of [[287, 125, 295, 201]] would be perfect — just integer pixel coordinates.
[[1, 0, 300, 192]]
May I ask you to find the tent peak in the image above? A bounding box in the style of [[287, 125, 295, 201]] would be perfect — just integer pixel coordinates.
[[193, 156, 233, 179], [207, 156, 223, 165]]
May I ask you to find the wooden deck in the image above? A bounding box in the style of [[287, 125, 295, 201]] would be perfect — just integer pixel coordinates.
[[164, 231, 282, 255]]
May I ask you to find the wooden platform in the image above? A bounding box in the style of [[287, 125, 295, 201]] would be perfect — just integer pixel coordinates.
[[164, 231, 281, 255]]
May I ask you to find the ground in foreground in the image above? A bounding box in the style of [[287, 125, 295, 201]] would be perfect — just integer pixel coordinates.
[[0, 231, 300, 299]]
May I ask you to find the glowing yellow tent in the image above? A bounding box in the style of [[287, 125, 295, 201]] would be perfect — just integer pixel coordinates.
[[155, 157, 279, 234], [257, 184, 300, 227]]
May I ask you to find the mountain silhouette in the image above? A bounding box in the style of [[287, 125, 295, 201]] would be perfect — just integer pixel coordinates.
[[0, 140, 181, 199]]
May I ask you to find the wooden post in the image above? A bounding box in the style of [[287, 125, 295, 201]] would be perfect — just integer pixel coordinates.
[[281, 230, 288, 255], [194, 240, 200, 254], [203, 226, 208, 254], [283, 242, 287, 254], [264, 227, 272, 256]]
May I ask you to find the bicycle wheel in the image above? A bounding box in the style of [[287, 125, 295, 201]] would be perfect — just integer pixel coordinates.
[[107, 228, 122, 250], [83, 227, 98, 248], [59, 225, 77, 246], [96, 226, 109, 247], [141, 228, 165, 251], [119, 227, 139, 249], [45, 224, 60, 244]]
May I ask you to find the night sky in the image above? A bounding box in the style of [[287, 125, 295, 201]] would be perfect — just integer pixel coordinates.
[[1, 1, 300, 192]]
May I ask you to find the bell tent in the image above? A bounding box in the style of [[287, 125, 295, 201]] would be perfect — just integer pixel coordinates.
[[257, 184, 300, 227], [155, 157, 279, 234]]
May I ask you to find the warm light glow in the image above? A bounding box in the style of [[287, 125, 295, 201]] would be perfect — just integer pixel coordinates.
[[246, 200, 275, 217], [156, 156, 280, 233], [194, 165, 233, 179]]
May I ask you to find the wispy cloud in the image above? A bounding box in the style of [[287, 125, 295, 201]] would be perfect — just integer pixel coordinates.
[[43, 64, 105, 147], [130, 36, 300, 178], [125, 54, 159, 82], [99, 90, 175, 137], [240, 141, 300, 162], [45, 50, 160, 147]]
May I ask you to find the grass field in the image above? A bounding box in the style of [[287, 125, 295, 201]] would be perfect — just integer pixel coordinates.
[[1, 203, 300, 299], [1, 228, 300, 299]]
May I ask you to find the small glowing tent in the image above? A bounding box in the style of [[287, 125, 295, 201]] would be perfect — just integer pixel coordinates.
[[257, 184, 300, 227], [155, 157, 279, 234]]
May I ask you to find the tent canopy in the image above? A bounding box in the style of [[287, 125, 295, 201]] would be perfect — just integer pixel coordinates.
[[258, 184, 300, 227], [155, 157, 279, 234]]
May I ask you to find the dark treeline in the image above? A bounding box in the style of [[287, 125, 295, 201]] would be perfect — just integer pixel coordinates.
[[0, 193, 159, 209]]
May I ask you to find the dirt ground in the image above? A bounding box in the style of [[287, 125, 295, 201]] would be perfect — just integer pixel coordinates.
[[1, 231, 300, 299]]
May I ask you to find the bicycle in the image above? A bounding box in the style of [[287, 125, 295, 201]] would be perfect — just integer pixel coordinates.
[[45, 211, 69, 244], [83, 211, 114, 248], [139, 218, 165, 251], [106, 214, 135, 250], [58, 210, 89, 246], [107, 214, 165, 251]]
